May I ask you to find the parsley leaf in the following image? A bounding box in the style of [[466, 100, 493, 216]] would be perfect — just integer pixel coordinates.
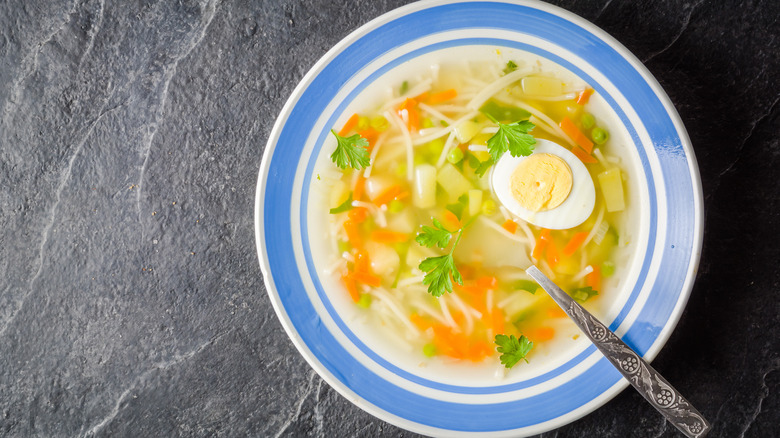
[[329, 193, 353, 214], [415, 218, 452, 249], [330, 130, 370, 170], [503, 60, 518, 75], [495, 334, 534, 368], [474, 158, 494, 178], [445, 194, 469, 220], [571, 286, 599, 303], [419, 254, 463, 297], [486, 119, 536, 163]]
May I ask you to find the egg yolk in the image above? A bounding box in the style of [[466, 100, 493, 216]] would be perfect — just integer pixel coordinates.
[[510, 153, 573, 212]]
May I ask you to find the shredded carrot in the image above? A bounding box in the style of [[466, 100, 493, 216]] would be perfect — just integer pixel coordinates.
[[491, 307, 504, 334], [338, 113, 360, 136], [372, 185, 402, 206], [586, 265, 601, 291], [370, 230, 408, 243], [560, 116, 594, 153], [343, 220, 362, 249], [398, 98, 420, 132], [348, 207, 369, 223], [460, 284, 485, 297], [502, 219, 518, 234], [353, 175, 366, 202], [443, 210, 461, 230], [570, 145, 598, 164], [350, 271, 381, 287], [562, 232, 589, 257], [532, 229, 551, 260], [458, 264, 476, 281], [341, 274, 360, 302], [476, 276, 498, 290], [547, 306, 567, 318], [354, 250, 370, 274], [427, 89, 457, 104], [545, 238, 560, 268], [527, 326, 555, 341], [357, 127, 378, 145], [410, 313, 432, 331], [576, 88, 594, 105], [413, 92, 429, 102]]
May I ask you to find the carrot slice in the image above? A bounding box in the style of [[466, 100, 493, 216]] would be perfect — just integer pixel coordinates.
[[576, 88, 594, 105], [427, 89, 458, 104], [350, 271, 381, 288], [357, 127, 378, 145], [532, 229, 551, 260], [476, 276, 498, 290], [398, 98, 420, 132], [491, 307, 505, 334], [443, 210, 461, 230], [562, 232, 589, 257], [341, 274, 360, 302], [410, 313, 433, 331], [348, 207, 369, 223], [545, 239, 560, 268], [586, 265, 601, 291], [502, 219, 518, 234], [547, 306, 567, 318], [560, 116, 594, 153], [338, 113, 360, 136], [527, 326, 555, 341], [354, 250, 370, 274], [370, 230, 408, 243], [571, 145, 598, 164], [343, 220, 362, 249], [353, 175, 366, 202], [372, 185, 402, 206]]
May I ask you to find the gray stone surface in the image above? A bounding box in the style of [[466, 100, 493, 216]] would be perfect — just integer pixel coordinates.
[[0, 0, 777, 436]]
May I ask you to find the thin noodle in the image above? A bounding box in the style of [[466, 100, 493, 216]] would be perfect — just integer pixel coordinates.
[[467, 67, 534, 110], [364, 132, 389, 178], [385, 110, 414, 181]]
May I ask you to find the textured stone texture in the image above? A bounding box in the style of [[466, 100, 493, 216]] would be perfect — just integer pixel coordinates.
[[0, 0, 777, 437]]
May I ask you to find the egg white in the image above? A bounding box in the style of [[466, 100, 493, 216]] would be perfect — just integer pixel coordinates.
[[491, 139, 596, 229]]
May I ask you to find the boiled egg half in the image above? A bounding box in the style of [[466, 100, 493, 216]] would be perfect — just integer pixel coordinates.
[[491, 139, 595, 229]]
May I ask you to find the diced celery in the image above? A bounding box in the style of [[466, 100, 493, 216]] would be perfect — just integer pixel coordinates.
[[436, 163, 473, 202], [597, 168, 626, 212], [468, 189, 483, 217], [454, 120, 481, 143], [356, 294, 372, 308], [413, 164, 437, 208], [521, 76, 563, 96], [357, 116, 370, 131], [602, 260, 616, 277]]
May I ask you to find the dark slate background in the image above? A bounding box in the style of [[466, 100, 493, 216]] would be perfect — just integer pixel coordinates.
[[0, 0, 777, 437]]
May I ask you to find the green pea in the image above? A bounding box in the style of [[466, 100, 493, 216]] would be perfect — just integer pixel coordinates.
[[580, 112, 596, 130], [357, 116, 370, 131], [423, 343, 437, 358], [421, 117, 434, 129], [447, 147, 464, 164], [592, 127, 609, 145]]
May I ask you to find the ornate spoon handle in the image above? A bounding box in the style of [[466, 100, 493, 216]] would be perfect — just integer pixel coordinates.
[[526, 266, 710, 437]]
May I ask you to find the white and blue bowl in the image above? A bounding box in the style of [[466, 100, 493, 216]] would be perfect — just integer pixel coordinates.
[[254, 1, 703, 435]]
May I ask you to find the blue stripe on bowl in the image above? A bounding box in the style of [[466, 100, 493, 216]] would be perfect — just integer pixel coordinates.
[[262, 1, 697, 432]]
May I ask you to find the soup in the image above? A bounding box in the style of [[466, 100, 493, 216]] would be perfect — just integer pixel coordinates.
[[314, 52, 634, 375]]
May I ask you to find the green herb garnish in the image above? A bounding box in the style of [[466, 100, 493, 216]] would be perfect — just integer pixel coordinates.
[[485, 116, 536, 163], [330, 130, 370, 170], [329, 193, 354, 214], [571, 286, 599, 303], [503, 60, 519, 75], [416, 218, 471, 297], [495, 334, 534, 368], [415, 218, 453, 249]]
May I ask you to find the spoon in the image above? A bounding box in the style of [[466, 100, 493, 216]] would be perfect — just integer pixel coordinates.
[[526, 266, 711, 438]]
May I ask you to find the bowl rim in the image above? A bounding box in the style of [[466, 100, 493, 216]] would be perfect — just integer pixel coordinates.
[[254, 0, 704, 435]]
